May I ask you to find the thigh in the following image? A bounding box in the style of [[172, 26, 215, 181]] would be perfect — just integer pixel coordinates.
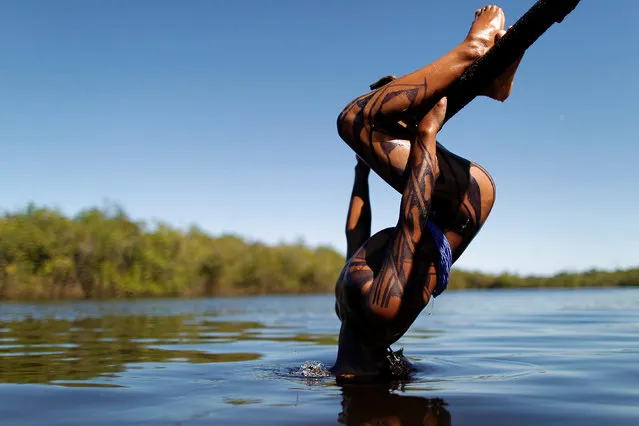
[[431, 143, 496, 261], [347, 133, 496, 262]]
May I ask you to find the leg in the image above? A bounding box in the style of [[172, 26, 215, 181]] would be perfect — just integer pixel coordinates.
[[333, 99, 449, 378], [337, 7, 508, 262], [337, 6, 523, 191], [431, 144, 497, 262], [345, 156, 372, 260], [337, 6, 507, 182], [342, 138, 496, 263]]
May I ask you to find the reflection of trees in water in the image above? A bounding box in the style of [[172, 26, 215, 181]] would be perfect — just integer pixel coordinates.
[[339, 384, 451, 426], [0, 315, 336, 386]]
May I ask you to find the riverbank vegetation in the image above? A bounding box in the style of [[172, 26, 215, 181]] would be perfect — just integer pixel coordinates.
[[1, 204, 637, 300]]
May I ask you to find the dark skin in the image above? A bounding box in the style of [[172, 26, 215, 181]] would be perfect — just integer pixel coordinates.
[[345, 156, 372, 261], [333, 5, 524, 379]]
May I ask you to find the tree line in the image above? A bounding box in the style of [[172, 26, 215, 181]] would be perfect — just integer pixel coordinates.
[[0, 204, 637, 300]]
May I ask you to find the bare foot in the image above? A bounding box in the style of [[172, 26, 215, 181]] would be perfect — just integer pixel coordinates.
[[481, 27, 525, 102], [465, 5, 506, 55], [418, 97, 448, 135]]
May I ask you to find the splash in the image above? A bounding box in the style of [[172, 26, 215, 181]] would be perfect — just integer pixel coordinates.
[[385, 347, 413, 379], [293, 361, 331, 378]]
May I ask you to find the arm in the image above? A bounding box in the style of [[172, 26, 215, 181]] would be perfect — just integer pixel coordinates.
[[345, 156, 372, 260]]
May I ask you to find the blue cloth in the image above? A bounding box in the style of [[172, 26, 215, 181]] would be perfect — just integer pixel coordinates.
[[426, 221, 452, 298]]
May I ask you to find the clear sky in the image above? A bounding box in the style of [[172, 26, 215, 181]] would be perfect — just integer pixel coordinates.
[[1, 0, 637, 275]]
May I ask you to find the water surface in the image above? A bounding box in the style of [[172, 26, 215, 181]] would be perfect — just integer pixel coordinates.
[[1, 288, 638, 425]]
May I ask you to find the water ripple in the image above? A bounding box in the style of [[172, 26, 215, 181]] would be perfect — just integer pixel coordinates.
[[0, 289, 638, 426]]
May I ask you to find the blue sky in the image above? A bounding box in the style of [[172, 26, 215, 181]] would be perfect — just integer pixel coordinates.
[[1, 0, 637, 275]]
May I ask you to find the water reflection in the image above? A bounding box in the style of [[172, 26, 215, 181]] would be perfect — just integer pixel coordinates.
[[339, 384, 451, 426], [0, 313, 336, 386], [2, 291, 638, 425]]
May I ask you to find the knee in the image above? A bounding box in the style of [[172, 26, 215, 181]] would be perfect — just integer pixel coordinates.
[[336, 91, 376, 145]]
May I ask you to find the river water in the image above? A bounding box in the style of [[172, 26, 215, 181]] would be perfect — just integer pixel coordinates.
[[1, 288, 638, 425]]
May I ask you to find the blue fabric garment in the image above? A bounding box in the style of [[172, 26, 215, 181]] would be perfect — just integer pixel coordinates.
[[426, 221, 452, 298]]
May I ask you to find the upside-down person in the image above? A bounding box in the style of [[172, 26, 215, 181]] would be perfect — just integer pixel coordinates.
[[332, 5, 524, 380]]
